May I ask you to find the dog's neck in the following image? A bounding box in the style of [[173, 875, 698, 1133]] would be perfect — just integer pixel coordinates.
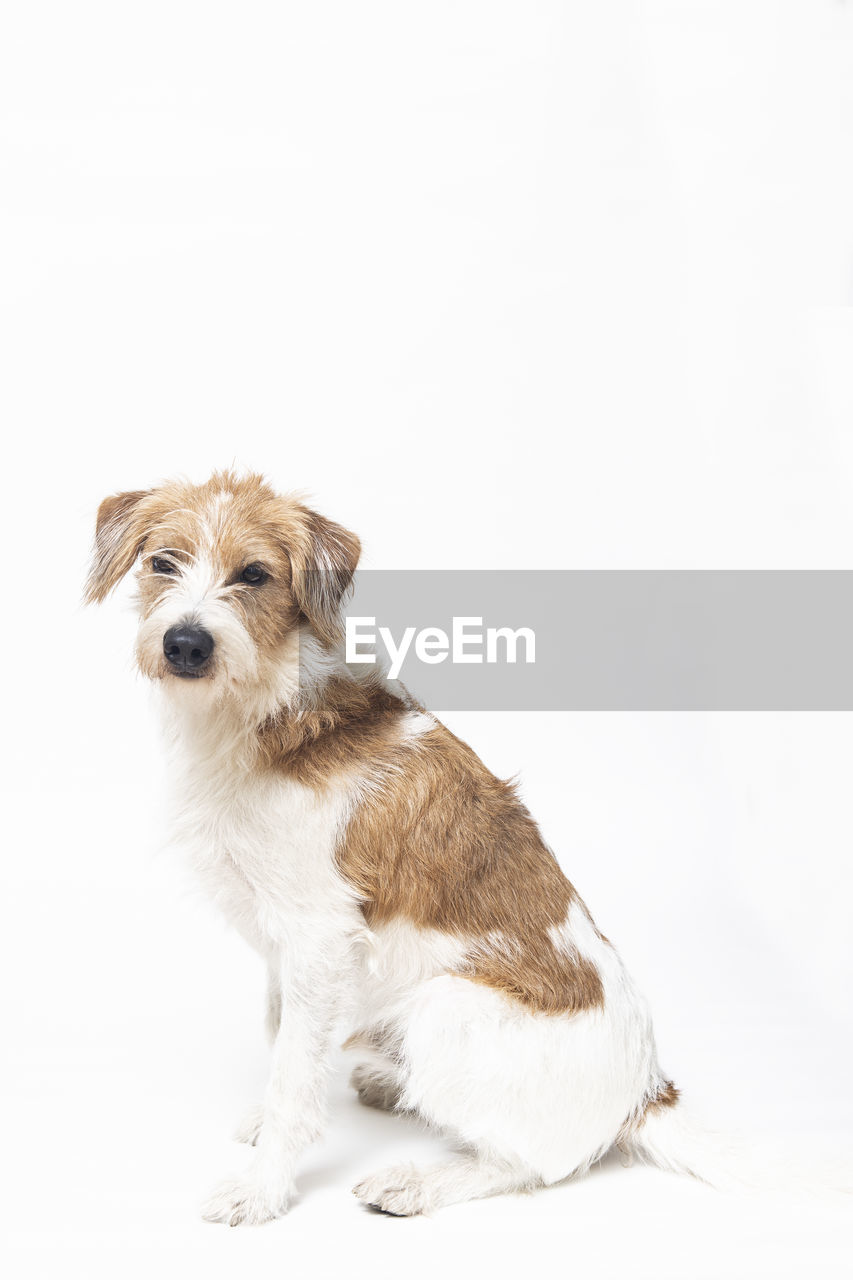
[[158, 624, 393, 780]]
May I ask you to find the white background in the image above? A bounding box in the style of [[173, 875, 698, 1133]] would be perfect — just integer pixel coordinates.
[[2, 2, 852, 1277]]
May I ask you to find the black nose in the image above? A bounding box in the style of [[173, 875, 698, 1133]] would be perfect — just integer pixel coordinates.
[[163, 625, 214, 672]]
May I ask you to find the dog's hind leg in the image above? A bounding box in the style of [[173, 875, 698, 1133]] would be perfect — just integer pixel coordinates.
[[373, 971, 657, 1212], [353, 1152, 537, 1216], [350, 1061, 404, 1112]]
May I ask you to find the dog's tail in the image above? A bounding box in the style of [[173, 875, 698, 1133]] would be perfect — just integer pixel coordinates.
[[622, 1083, 851, 1198]]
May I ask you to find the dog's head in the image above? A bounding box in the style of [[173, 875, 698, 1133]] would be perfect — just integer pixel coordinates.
[[85, 472, 360, 704]]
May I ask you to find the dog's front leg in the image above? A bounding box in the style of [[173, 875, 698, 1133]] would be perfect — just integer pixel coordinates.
[[202, 932, 352, 1226], [264, 961, 282, 1044]]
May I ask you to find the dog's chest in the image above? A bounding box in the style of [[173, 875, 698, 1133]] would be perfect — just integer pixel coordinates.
[[172, 763, 358, 951]]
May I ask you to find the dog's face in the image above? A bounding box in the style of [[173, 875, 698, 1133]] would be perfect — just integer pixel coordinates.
[[85, 472, 360, 702]]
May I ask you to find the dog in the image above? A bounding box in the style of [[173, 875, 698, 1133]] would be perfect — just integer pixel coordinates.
[[85, 469, 710, 1224]]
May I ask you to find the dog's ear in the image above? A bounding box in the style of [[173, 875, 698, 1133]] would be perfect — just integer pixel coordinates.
[[288, 508, 361, 648], [84, 489, 152, 604]]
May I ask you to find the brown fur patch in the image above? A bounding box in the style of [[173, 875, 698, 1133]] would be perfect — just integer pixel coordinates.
[[333, 714, 605, 1016], [617, 1076, 681, 1148], [645, 1079, 680, 1113], [256, 675, 410, 789]]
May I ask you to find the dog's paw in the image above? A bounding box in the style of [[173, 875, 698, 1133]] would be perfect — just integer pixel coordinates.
[[353, 1164, 430, 1216], [350, 1064, 402, 1112], [233, 1103, 265, 1146], [201, 1171, 292, 1226]]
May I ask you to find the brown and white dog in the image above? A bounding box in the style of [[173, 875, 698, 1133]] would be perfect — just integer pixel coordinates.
[[86, 470, 711, 1224]]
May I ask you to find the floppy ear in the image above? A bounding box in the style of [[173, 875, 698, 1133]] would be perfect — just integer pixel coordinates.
[[289, 509, 361, 647], [84, 489, 152, 604]]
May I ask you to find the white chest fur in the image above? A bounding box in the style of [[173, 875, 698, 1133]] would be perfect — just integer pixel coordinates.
[[167, 740, 362, 957]]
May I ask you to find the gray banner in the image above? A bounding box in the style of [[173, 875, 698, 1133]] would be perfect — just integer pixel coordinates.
[[339, 571, 853, 710]]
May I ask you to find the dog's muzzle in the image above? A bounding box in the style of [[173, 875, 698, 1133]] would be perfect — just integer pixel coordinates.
[[163, 624, 214, 676]]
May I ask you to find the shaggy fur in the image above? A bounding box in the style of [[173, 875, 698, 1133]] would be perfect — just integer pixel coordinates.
[[87, 470, 700, 1224]]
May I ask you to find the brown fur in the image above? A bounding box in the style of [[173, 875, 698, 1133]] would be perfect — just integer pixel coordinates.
[[256, 676, 410, 789], [85, 488, 155, 603], [616, 1077, 681, 1149], [645, 1079, 680, 1113], [335, 714, 605, 1015]]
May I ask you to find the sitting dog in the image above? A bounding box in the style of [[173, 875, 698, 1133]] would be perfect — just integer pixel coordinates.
[[86, 469, 701, 1224]]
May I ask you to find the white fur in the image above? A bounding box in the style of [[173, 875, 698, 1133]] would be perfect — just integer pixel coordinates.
[[161, 695, 367, 1224], [136, 554, 259, 688], [354, 919, 470, 1036], [350, 900, 662, 1186], [352, 1153, 530, 1216], [400, 708, 436, 739]]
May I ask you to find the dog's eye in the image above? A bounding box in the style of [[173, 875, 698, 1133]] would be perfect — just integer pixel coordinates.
[[151, 556, 176, 575], [240, 564, 267, 585]]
